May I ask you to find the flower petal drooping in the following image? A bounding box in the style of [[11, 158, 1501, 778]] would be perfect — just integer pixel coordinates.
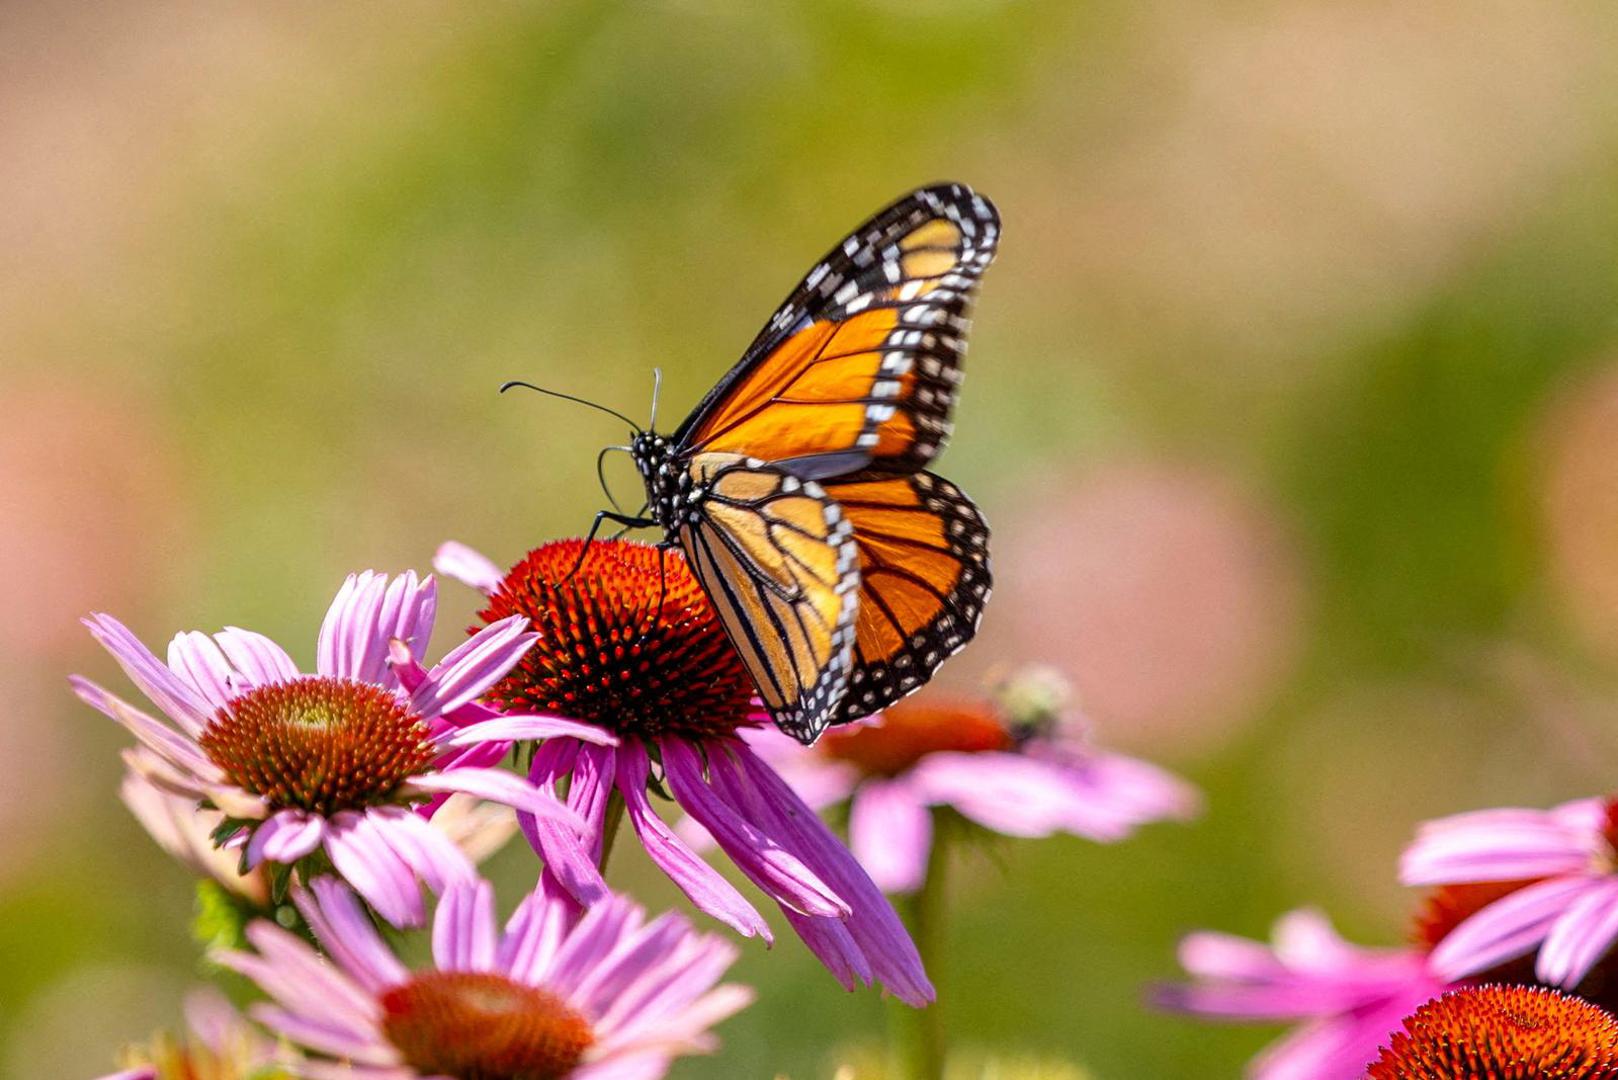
[[1157, 909, 1454, 1080], [437, 538, 937, 1003]]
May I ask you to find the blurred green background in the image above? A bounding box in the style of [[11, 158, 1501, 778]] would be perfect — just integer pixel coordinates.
[[9, 1, 1618, 1075]]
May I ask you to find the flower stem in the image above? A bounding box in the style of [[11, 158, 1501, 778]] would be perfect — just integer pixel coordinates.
[[598, 788, 626, 874], [890, 809, 950, 1080]]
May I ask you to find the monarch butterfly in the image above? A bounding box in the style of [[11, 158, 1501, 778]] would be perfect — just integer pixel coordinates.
[[532, 184, 998, 745]]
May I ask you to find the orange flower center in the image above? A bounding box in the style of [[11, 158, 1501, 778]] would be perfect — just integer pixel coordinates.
[[819, 698, 1014, 777], [380, 971, 595, 1080], [199, 677, 434, 816], [478, 539, 757, 741], [1368, 985, 1618, 1079]]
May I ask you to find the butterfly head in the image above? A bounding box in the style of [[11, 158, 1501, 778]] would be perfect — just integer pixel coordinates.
[[628, 431, 691, 535]]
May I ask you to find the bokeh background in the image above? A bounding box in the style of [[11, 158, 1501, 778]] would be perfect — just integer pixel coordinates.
[[8, 2, 1618, 1075]]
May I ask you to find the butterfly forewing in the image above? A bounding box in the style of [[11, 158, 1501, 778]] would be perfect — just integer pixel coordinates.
[[677, 452, 862, 743], [821, 470, 991, 725], [674, 183, 1000, 478]]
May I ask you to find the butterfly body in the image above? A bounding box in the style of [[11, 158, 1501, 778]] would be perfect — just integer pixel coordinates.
[[619, 183, 999, 744]]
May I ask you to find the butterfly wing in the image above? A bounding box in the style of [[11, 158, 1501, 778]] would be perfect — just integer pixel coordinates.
[[821, 469, 991, 725], [677, 452, 862, 744], [672, 183, 1000, 479]]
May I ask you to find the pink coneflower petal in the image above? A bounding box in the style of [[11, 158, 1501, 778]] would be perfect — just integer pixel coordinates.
[[317, 572, 389, 681], [717, 743, 934, 1006], [245, 809, 324, 868], [248, 1002, 393, 1065], [405, 616, 537, 718], [1428, 875, 1597, 981], [364, 806, 476, 895], [910, 752, 1097, 837], [406, 768, 586, 831], [70, 676, 221, 783], [233, 875, 748, 1080], [315, 569, 436, 687], [435, 540, 504, 594], [167, 631, 238, 709], [849, 780, 932, 895], [1401, 824, 1600, 885], [1537, 877, 1618, 987], [325, 811, 427, 928], [83, 614, 213, 736], [661, 740, 847, 920], [1161, 909, 1449, 1080], [435, 714, 620, 749], [498, 877, 574, 985], [434, 878, 499, 973], [376, 572, 437, 677], [213, 626, 299, 686], [521, 739, 610, 906], [1178, 930, 1293, 982], [296, 877, 407, 993], [616, 741, 770, 940], [1049, 751, 1203, 840]]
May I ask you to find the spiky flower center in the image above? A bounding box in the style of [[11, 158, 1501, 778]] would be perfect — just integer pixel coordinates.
[[819, 697, 1014, 778], [380, 971, 595, 1080], [199, 677, 435, 816], [1368, 985, 1618, 1079], [478, 539, 756, 740]]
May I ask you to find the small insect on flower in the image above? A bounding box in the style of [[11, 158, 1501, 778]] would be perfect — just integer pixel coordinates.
[[74, 571, 615, 927], [732, 668, 1199, 894], [1367, 985, 1618, 1079], [434, 538, 935, 1006], [218, 875, 752, 1080], [1402, 796, 1618, 990]]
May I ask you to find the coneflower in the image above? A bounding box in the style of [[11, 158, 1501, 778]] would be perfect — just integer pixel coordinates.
[[432, 538, 933, 1005]]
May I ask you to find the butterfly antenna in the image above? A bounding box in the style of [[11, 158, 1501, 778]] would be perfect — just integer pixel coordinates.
[[500, 380, 643, 434], [648, 367, 663, 432]]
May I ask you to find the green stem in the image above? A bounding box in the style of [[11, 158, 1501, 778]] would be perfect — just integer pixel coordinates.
[[598, 788, 626, 874], [890, 809, 950, 1080]]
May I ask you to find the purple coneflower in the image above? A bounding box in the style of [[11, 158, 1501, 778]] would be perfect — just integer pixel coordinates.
[[1157, 908, 1453, 1080], [74, 570, 614, 927], [729, 671, 1199, 894], [1400, 796, 1618, 988], [219, 875, 752, 1080], [433, 538, 934, 1005]]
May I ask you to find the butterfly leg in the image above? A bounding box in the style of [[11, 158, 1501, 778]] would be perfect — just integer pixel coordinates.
[[568, 509, 658, 581]]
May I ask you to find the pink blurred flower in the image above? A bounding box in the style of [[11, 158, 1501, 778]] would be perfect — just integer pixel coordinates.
[[96, 986, 295, 1080], [74, 570, 613, 927], [218, 875, 752, 1080], [434, 538, 934, 1006], [1157, 909, 1453, 1080], [730, 675, 1199, 894], [992, 463, 1303, 759], [1400, 796, 1618, 988]]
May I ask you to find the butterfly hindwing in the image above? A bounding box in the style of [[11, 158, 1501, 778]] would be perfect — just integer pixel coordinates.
[[677, 452, 862, 743], [674, 183, 1000, 479], [821, 469, 991, 726]]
